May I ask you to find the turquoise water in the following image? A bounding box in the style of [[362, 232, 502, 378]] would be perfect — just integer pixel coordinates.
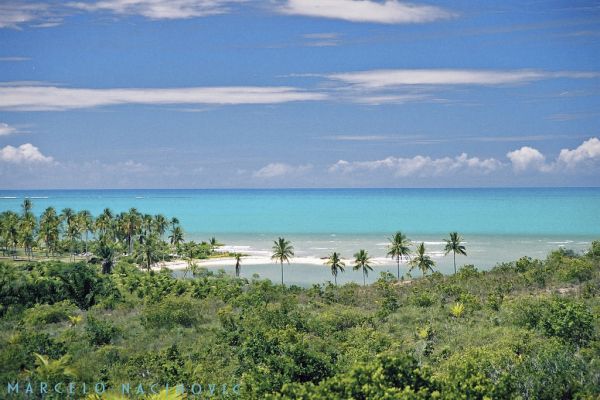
[[1, 188, 599, 284]]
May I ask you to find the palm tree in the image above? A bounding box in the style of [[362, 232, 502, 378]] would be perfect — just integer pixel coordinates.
[[77, 210, 94, 256], [209, 236, 221, 253], [153, 214, 168, 240], [39, 207, 60, 257], [353, 249, 373, 286], [325, 252, 345, 285], [95, 237, 116, 274], [122, 208, 141, 255], [444, 232, 467, 274], [409, 242, 435, 277], [95, 208, 114, 237], [169, 226, 184, 248], [61, 208, 78, 261], [234, 253, 242, 277], [134, 233, 161, 271], [271, 237, 294, 285], [387, 231, 411, 280]]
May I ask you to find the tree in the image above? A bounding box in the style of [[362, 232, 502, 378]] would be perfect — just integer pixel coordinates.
[[387, 231, 411, 280], [153, 214, 168, 240], [2, 211, 20, 259], [353, 249, 373, 286], [169, 226, 184, 246], [271, 237, 294, 285], [325, 252, 345, 286], [95, 208, 114, 237], [95, 237, 117, 274], [39, 207, 60, 256], [444, 232, 467, 274], [61, 208, 80, 261], [134, 233, 161, 271], [77, 210, 94, 256], [235, 253, 242, 277], [121, 208, 141, 255], [410, 242, 435, 277]]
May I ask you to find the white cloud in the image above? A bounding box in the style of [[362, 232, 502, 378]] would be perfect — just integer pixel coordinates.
[[558, 137, 600, 167], [0, 143, 53, 163], [506, 146, 549, 172], [0, 2, 47, 28], [0, 56, 29, 62], [327, 69, 600, 88], [68, 0, 244, 19], [0, 122, 18, 136], [278, 0, 455, 24], [330, 153, 502, 177], [0, 85, 326, 111], [253, 163, 313, 178]]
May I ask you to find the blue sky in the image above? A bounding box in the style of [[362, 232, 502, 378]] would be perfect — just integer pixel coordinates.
[[0, 0, 599, 188]]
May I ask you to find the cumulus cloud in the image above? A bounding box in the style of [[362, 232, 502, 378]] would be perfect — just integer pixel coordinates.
[[329, 153, 502, 177], [558, 137, 600, 167], [0, 143, 53, 163], [0, 122, 18, 136], [68, 0, 244, 20], [327, 69, 600, 88], [0, 85, 326, 111], [278, 0, 455, 24], [506, 146, 549, 172], [253, 163, 313, 178]]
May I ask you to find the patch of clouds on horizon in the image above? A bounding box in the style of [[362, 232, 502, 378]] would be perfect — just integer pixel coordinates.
[[506, 146, 550, 172], [0, 2, 65, 29], [329, 153, 502, 177], [507, 137, 600, 172], [67, 0, 246, 20], [277, 0, 456, 24], [0, 85, 327, 111], [0, 143, 54, 164], [558, 138, 600, 168], [253, 163, 313, 178]]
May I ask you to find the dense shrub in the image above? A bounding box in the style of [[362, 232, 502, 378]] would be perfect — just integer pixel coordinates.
[[86, 315, 119, 346], [23, 300, 77, 326], [141, 295, 204, 329], [509, 297, 594, 346]]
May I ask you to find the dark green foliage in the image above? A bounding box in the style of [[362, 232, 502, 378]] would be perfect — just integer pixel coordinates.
[[0, 242, 599, 400], [86, 315, 119, 346], [509, 296, 594, 345], [141, 295, 205, 329]]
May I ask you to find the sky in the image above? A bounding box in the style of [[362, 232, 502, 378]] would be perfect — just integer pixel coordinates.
[[0, 0, 599, 189]]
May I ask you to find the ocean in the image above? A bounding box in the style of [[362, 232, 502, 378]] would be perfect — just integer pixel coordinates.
[[1, 188, 599, 285]]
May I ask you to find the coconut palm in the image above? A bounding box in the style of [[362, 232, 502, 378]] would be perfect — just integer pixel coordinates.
[[134, 233, 161, 271], [169, 226, 184, 248], [271, 237, 294, 285], [19, 212, 36, 260], [121, 208, 141, 255], [387, 231, 412, 280], [353, 249, 373, 286], [77, 210, 94, 256], [95, 238, 116, 274], [325, 251, 345, 285], [409, 242, 435, 277], [444, 232, 467, 274], [234, 253, 242, 277], [153, 214, 168, 240], [5, 212, 20, 259], [39, 207, 60, 257], [95, 208, 114, 237]]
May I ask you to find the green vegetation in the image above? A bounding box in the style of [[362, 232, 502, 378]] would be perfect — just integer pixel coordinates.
[[1, 241, 598, 399], [1, 200, 599, 399]]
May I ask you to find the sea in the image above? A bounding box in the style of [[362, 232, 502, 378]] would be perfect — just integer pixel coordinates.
[[1, 188, 599, 286]]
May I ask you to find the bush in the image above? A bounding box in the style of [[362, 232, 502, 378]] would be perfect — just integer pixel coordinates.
[[23, 300, 77, 326], [141, 295, 204, 329], [86, 316, 119, 346], [556, 258, 594, 283], [509, 297, 594, 346]]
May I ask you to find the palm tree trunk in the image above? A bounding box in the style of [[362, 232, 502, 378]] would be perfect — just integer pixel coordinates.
[[363, 270, 366, 286], [280, 261, 284, 285], [453, 251, 456, 274], [334, 274, 337, 286], [397, 255, 400, 280]]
